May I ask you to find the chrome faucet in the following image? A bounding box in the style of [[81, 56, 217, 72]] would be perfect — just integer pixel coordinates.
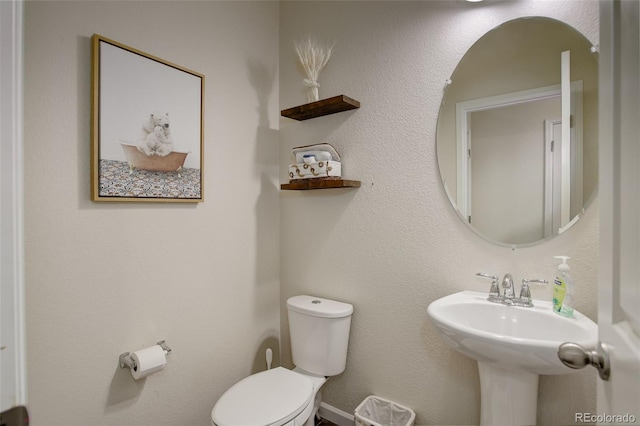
[[501, 273, 515, 301], [476, 273, 548, 307], [475, 273, 501, 302], [516, 278, 549, 307]]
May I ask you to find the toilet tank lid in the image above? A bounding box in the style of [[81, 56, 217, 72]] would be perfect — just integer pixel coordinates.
[[287, 295, 353, 318]]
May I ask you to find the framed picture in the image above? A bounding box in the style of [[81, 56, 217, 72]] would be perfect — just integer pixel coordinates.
[[91, 34, 204, 202]]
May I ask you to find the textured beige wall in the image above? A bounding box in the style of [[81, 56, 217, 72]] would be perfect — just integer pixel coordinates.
[[279, 1, 599, 425], [24, 2, 280, 425]]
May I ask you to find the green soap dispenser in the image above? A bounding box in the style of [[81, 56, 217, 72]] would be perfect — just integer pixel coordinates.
[[553, 256, 574, 318]]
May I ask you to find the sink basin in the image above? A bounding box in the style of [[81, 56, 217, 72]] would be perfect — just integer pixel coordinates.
[[427, 290, 597, 374], [427, 291, 597, 425]]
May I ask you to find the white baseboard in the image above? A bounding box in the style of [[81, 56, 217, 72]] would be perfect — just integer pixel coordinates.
[[318, 402, 355, 426]]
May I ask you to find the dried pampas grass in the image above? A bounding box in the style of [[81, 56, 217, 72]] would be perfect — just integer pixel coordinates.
[[294, 37, 335, 103]]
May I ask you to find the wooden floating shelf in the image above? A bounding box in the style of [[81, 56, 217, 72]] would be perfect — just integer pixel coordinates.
[[281, 179, 361, 190], [281, 95, 360, 121]]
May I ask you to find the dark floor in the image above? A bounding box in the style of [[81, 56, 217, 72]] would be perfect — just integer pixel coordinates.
[[316, 419, 338, 426]]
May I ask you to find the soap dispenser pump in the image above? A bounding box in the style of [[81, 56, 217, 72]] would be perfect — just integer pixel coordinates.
[[553, 256, 574, 318]]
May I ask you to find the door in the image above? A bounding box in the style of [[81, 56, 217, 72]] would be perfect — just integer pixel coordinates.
[[544, 119, 563, 239], [0, 0, 27, 414], [598, 0, 640, 421], [467, 97, 559, 244]]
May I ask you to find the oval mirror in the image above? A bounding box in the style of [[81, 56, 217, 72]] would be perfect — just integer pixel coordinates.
[[436, 17, 598, 247]]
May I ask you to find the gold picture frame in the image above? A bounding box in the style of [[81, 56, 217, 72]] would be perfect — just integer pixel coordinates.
[[91, 34, 204, 202]]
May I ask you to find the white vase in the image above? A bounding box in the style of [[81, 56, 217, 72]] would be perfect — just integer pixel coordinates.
[[308, 87, 319, 103], [303, 78, 320, 103]]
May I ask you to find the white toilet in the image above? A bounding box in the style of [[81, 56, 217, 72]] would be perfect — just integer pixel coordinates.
[[211, 295, 353, 426]]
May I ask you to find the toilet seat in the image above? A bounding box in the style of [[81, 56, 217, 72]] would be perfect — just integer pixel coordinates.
[[211, 367, 314, 426]]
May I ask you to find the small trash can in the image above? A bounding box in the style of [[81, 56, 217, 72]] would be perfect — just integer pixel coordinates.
[[354, 395, 416, 426]]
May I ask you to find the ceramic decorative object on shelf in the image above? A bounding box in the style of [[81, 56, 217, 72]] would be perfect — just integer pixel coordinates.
[[294, 37, 334, 103]]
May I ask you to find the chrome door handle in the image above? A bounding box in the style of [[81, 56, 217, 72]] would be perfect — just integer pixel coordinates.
[[558, 341, 610, 381]]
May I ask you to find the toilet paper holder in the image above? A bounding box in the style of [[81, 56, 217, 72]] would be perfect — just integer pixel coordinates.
[[119, 340, 172, 371]]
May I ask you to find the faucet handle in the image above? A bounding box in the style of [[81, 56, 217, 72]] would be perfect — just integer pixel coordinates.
[[519, 278, 549, 304], [476, 273, 501, 301]]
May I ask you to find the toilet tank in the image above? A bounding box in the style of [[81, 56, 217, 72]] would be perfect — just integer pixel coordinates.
[[287, 295, 353, 377]]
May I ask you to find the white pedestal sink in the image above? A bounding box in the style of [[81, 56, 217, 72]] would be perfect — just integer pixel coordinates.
[[427, 291, 597, 426]]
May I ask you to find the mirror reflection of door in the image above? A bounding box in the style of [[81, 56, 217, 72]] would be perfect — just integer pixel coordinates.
[[461, 80, 583, 245], [469, 96, 561, 244], [437, 17, 598, 247], [547, 118, 563, 238]]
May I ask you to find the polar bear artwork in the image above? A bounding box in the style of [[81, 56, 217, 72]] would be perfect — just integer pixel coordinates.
[[136, 112, 174, 156]]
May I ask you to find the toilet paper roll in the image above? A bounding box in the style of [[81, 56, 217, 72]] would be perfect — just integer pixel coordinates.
[[130, 345, 167, 380]]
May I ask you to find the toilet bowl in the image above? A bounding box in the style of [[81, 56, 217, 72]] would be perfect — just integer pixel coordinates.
[[211, 295, 353, 426], [211, 367, 326, 426]]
